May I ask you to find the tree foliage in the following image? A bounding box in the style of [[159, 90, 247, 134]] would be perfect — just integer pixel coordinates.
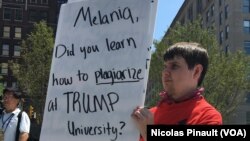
[[10, 21, 54, 123], [146, 19, 250, 123], [0, 78, 4, 107]]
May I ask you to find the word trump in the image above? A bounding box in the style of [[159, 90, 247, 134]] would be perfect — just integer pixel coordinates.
[[63, 91, 119, 114]]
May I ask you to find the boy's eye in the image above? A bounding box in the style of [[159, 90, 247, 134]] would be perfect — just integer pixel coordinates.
[[163, 64, 179, 71], [172, 64, 178, 69]]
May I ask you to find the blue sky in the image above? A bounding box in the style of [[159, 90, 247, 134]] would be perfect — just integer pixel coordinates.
[[153, 0, 184, 41]]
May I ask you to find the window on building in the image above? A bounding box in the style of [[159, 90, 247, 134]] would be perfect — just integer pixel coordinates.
[[2, 44, 9, 56], [196, 0, 202, 14], [29, 10, 37, 22], [246, 92, 250, 103], [219, 0, 222, 6], [244, 40, 250, 54], [3, 26, 10, 38], [57, 0, 67, 5], [181, 17, 185, 25], [16, 0, 24, 2], [41, 0, 48, 4], [225, 45, 229, 54], [200, 18, 204, 28], [206, 0, 211, 4], [247, 111, 250, 124], [14, 27, 22, 38], [244, 20, 250, 33], [211, 4, 214, 17], [225, 25, 229, 39], [40, 11, 48, 21], [14, 9, 23, 21], [3, 8, 12, 20], [30, 0, 37, 4], [3, 81, 7, 87], [220, 31, 223, 44], [1, 63, 8, 75], [188, 5, 193, 21], [210, 21, 215, 30], [206, 10, 210, 22], [12, 82, 18, 89], [14, 45, 21, 57], [225, 5, 229, 19], [0, 82, 7, 88], [243, 0, 250, 13], [219, 12, 223, 25]]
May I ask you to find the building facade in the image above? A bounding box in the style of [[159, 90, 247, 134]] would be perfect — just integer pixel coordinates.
[[164, 0, 250, 124], [0, 0, 68, 90]]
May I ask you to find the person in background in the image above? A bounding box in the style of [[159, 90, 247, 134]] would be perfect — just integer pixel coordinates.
[[0, 87, 30, 141], [131, 42, 222, 141]]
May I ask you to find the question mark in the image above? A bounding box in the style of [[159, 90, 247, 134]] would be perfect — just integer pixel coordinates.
[[119, 121, 126, 135]]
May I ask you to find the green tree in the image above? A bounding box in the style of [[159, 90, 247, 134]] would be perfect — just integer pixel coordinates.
[[0, 84, 3, 96], [146, 19, 250, 123], [10, 21, 54, 123], [0, 76, 4, 107]]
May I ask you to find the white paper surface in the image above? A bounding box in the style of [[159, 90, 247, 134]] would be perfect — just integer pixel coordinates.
[[40, 0, 158, 141]]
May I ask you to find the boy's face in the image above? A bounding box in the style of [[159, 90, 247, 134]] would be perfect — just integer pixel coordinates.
[[162, 56, 200, 100]]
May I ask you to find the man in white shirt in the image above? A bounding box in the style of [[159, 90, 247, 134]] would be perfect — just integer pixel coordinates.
[[0, 88, 30, 141]]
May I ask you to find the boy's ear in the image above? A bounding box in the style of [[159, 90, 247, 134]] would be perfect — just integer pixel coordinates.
[[193, 64, 203, 80]]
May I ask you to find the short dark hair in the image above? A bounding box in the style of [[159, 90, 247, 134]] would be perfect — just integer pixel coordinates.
[[163, 42, 208, 86], [3, 87, 22, 99]]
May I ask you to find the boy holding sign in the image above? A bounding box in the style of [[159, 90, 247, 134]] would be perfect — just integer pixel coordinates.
[[132, 42, 222, 141]]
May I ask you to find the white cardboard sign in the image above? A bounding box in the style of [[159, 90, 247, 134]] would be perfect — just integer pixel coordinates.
[[40, 0, 158, 141]]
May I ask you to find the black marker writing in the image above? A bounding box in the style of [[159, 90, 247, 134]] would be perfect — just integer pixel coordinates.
[[146, 59, 150, 69], [74, 6, 136, 27], [80, 44, 99, 59], [95, 67, 143, 85], [52, 73, 73, 86], [63, 91, 119, 114], [68, 121, 119, 141], [48, 98, 57, 112], [106, 37, 136, 52], [76, 70, 89, 81], [55, 44, 75, 58]]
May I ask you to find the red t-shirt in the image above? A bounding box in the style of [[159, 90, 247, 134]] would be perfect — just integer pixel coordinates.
[[151, 96, 222, 125], [139, 89, 222, 141]]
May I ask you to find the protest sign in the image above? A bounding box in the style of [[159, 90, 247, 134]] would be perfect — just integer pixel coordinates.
[[40, 0, 158, 140]]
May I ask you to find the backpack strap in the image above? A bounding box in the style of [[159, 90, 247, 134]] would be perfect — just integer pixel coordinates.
[[0, 108, 4, 119], [15, 111, 23, 141]]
